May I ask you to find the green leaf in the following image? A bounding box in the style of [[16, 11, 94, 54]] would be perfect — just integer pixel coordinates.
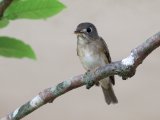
[[0, 18, 9, 28], [4, 0, 66, 20], [0, 36, 36, 59]]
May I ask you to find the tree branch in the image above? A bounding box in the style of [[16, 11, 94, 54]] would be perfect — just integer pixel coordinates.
[[1, 32, 160, 120], [0, 0, 13, 18]]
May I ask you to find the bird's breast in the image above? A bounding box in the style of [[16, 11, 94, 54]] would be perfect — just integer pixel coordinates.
[[79, 49, 107, 70], [77, 36, 108, 70]]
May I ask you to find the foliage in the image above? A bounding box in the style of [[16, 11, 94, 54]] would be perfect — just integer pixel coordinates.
[[4, 0, 65, 20], [0, 0, 65, 59], [0, 36, 36, 59]]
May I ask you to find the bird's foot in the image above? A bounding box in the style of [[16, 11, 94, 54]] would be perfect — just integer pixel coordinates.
[[83, 70, 95, 89], [86, 80, 95, 89]]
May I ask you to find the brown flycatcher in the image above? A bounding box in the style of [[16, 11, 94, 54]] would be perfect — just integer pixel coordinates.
[[75, 22, 118, 105]]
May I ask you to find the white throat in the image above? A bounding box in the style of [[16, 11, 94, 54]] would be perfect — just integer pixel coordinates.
[[77, 36, 87, 45]]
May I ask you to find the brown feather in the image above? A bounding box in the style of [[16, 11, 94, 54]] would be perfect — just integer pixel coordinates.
[[99, 37, 115, 85]]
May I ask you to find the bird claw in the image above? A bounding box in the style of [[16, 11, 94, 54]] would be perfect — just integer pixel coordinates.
[[84, 70, 95, 89], [86, 80, 95, 89]]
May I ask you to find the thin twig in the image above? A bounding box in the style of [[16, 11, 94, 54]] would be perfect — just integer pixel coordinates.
[[1, 32, 160, 120], [0, 0, 13, 18]]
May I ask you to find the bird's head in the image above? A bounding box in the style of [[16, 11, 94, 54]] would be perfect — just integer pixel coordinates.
[[74, 22, 99, 40]]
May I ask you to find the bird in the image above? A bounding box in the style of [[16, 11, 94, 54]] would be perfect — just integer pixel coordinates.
[[74, 22, 118, 105]]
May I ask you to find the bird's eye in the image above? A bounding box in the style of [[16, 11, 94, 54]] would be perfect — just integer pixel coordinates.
[[86, 27, 92, 33]]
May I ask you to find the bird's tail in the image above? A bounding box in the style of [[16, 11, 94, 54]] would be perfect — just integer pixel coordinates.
[[101, 83, 118, 105]]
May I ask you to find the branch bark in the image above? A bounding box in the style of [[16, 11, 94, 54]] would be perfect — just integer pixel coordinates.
[[1, 32, 160, 120], [0, 0, 13, 18]]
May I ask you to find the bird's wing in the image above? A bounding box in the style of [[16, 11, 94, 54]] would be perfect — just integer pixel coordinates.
[[99, 37, 115, 85]]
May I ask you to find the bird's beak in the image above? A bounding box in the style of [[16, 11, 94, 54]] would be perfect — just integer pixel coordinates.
[[74, 30, 82, 34]]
